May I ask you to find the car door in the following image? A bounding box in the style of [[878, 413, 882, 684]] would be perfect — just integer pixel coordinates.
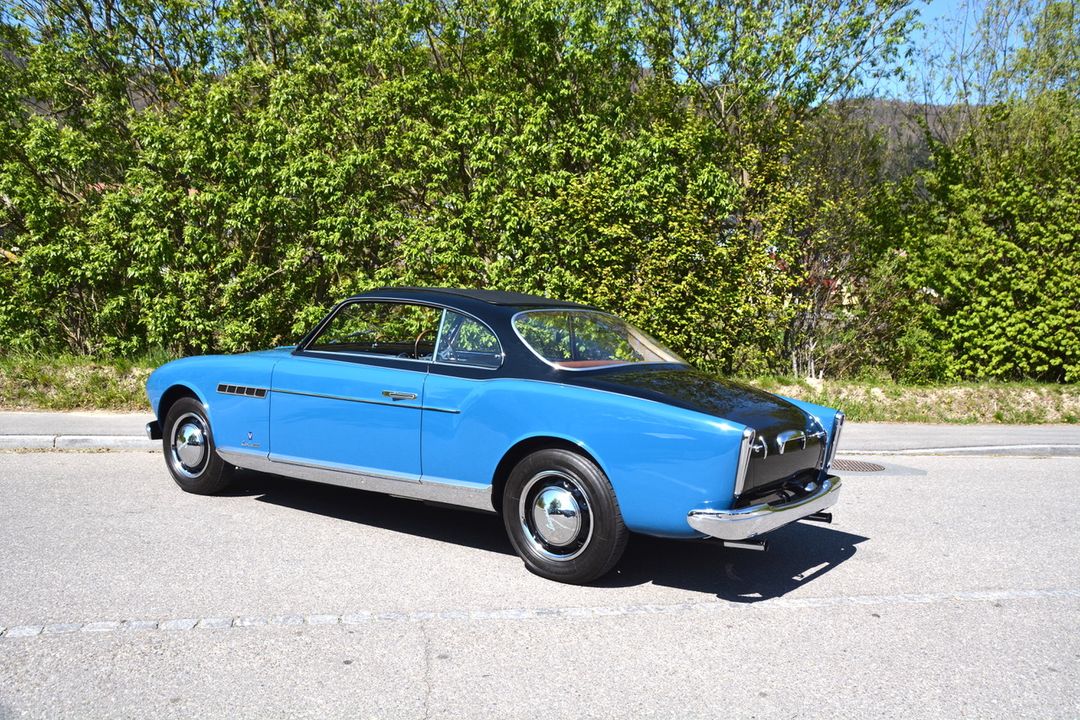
[[420, 309, 508, 488], [268, 300, 441, 480]]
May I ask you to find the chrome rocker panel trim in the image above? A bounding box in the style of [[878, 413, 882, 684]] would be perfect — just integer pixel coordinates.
[[686, 477, 842, 541], [215, 448, 494, 513]]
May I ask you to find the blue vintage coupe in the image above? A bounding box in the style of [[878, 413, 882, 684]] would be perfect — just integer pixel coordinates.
[[146, 287, 844, 583]]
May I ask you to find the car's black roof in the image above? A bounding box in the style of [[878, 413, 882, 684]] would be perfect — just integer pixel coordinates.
[[354, 287, 596, 310]]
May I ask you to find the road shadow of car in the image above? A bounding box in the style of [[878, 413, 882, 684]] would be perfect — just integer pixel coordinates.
[[225, 469, 867, 601], [601, 523, 869, 602], [225, 469, 516, 556]]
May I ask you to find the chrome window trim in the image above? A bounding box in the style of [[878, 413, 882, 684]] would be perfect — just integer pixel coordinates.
[[303, 349, 433, 367], [432, 308, 504, 372], [509, 308, 688, 372], [432, 308, 447, 367], [293, 351, 433, 375], [300, 297, 503, 371], [298, 298, 443, 361]]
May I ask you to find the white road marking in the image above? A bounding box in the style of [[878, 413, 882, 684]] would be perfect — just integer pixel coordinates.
[[848, 444, 1080, 455], [2, 587, 1077, 639]]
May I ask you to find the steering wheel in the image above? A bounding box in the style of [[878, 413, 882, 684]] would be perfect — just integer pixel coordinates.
[[414, 329, 433, 360]]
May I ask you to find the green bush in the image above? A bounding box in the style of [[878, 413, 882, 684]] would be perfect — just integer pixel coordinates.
[[876, 95, 1080, 382], [0, 0, 1076, 384]]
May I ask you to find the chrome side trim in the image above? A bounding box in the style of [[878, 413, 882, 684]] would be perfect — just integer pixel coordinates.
[[688, 477, 842, 541], [272, 387, 421, 409], [423, 406, 462, 415], [826, 411, 845, 470], [732, 427, 755, 498], [215, 449, 493, 512], [217, 383, 269, 399], [270, 388, 461, 414]]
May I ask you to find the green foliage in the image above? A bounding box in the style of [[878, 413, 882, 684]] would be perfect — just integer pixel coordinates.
[[885, 96, 1080, 382], [0, 0, 912, 373], [813, 0, 1080, 383], [0, 0, 1075, 385]]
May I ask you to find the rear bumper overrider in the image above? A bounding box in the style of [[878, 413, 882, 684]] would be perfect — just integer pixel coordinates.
[[686, 476, 842, 541]]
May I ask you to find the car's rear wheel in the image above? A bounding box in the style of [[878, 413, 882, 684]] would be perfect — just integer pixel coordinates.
[[162, 397, 233, 495], [502, 448, 628, 584]]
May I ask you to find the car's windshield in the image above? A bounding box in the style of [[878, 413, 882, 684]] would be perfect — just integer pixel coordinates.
[[513, 310, 686, 370]]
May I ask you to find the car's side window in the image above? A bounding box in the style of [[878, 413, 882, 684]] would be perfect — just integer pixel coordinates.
[[308, 301, 442, 361], [513, 311, 571, 361], [436, 311, 503, 369]]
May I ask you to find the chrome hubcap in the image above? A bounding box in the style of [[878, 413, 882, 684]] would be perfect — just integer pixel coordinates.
[[519, 471, 592, 561], [176, 423, 205, 466], [531, 486, 581, 546], [170, 413, 208, 478]]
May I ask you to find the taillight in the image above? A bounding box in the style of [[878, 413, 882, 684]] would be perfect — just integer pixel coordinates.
[[733, 427, 755, 497], [825, 411, 845, 470]]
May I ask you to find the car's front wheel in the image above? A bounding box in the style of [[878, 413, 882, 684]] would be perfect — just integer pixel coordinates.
[[502, 448, 628, 584], [162, 397, 233, 495]]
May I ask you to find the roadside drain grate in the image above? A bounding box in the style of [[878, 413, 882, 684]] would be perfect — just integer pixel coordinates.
[[832, 458, 886, 472]]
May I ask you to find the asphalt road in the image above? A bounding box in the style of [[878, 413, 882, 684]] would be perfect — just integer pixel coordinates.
[[1, 446, 1078, 718]]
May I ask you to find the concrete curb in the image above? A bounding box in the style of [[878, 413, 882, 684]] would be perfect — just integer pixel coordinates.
[[0, 435, 158, 451]]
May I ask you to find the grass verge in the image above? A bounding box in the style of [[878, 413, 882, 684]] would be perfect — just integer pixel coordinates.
[[1, 355, 1077, 423], [747, 377, 1080, 424], [0, 355, 155, 411]]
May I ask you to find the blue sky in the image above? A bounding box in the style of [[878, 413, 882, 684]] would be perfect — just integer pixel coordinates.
[[917, 0, 971, 29], [869, 0, 978, 99]]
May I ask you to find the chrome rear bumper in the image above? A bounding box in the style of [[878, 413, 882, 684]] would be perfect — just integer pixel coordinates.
[[687, 477, 842, 541]]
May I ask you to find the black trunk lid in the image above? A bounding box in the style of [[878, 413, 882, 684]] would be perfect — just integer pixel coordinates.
[[568, 366, 825, 500]]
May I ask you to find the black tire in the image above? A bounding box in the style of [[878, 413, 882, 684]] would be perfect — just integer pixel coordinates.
[[161, 397, 233, 495], [502, 448, 628, 584]]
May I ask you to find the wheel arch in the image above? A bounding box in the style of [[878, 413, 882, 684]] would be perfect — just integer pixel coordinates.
[[156, 384, 208, 423], [490, 435, 606, 514]]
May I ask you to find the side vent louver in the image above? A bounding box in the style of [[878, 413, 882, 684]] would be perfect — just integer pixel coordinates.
[[216, 383, 268, 399]]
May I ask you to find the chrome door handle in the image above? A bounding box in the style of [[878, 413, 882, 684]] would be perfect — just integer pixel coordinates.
[[382, 390, 418, 401]]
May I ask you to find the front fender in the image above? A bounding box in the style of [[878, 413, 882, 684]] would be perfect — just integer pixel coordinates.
[[145, 351, 283, 455]]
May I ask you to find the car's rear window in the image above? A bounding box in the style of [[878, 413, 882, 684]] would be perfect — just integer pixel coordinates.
[[513, 310, 685, 370]]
